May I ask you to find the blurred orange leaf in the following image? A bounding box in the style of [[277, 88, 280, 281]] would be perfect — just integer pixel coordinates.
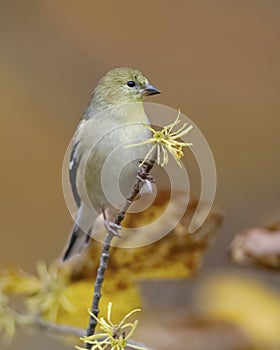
[[196, 273, 280, 349]]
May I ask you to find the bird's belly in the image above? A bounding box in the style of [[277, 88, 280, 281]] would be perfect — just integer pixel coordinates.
[[81, 123, 152, 212]]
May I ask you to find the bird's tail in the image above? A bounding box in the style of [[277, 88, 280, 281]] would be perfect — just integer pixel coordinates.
[[62, 204, 94, 261], [62, 223, 91, 261]]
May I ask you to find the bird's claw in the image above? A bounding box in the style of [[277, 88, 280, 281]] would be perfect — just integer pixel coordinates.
[[104, 220, 122, 237], [137, 169, 155, 183], [137, 168, 155, 194]]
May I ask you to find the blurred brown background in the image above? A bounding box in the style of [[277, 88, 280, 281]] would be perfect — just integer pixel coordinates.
[[0, 1, 279, 349]]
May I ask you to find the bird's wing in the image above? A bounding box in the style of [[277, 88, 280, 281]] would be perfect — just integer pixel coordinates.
[[69, 140, 81, 207]]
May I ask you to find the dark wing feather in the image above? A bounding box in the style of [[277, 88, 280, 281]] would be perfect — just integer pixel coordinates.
[[69, 141, 81, 207], [62, 222, 91, 261]]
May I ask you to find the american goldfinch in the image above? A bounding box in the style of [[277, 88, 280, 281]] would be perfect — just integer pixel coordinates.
[[63, 67, 160, 260]]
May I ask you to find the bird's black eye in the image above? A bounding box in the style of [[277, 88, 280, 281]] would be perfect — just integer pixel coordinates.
[[127, 80, 136, 88]]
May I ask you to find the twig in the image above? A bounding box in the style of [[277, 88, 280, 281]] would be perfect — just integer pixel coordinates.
[[126, 340, 156, 350], [85, 160, 154, 348], [34, 317, 86, 337], [34, 317, 156, 349]]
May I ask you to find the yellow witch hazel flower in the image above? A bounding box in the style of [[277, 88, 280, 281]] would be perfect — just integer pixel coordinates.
[[77, 302, 147, 350], [0, 293, 17, 342], [27, 261, 75, 321], [0, 292, 30, 343], [128, 109, 193, 168]]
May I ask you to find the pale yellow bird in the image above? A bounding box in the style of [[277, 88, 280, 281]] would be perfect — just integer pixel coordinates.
[[63, 67, 160, 260]]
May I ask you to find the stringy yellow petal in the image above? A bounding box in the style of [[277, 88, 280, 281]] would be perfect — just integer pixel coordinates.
[[78, 303, 147, 350], [128, 109, 193, 168]]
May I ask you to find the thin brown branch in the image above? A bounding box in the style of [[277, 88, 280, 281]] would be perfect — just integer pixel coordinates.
[[85, 160, 154, 348], [126, 340, 156, 350], [33, 318, 156, 349], [34, 318, 85, 337]]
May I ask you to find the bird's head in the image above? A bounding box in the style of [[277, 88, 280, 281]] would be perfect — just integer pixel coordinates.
[[91, 67, 161, 110]]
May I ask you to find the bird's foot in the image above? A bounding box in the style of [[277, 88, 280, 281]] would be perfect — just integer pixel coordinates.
[[137, 166, 155, 194], [104, 220, 122, 237], [137, 167, 155, 183]]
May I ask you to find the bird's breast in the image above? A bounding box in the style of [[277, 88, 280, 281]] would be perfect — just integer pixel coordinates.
[[76, 107, 153, 212]]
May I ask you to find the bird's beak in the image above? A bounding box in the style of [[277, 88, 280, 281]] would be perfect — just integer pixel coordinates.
[[143, 83, 161, 96]]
